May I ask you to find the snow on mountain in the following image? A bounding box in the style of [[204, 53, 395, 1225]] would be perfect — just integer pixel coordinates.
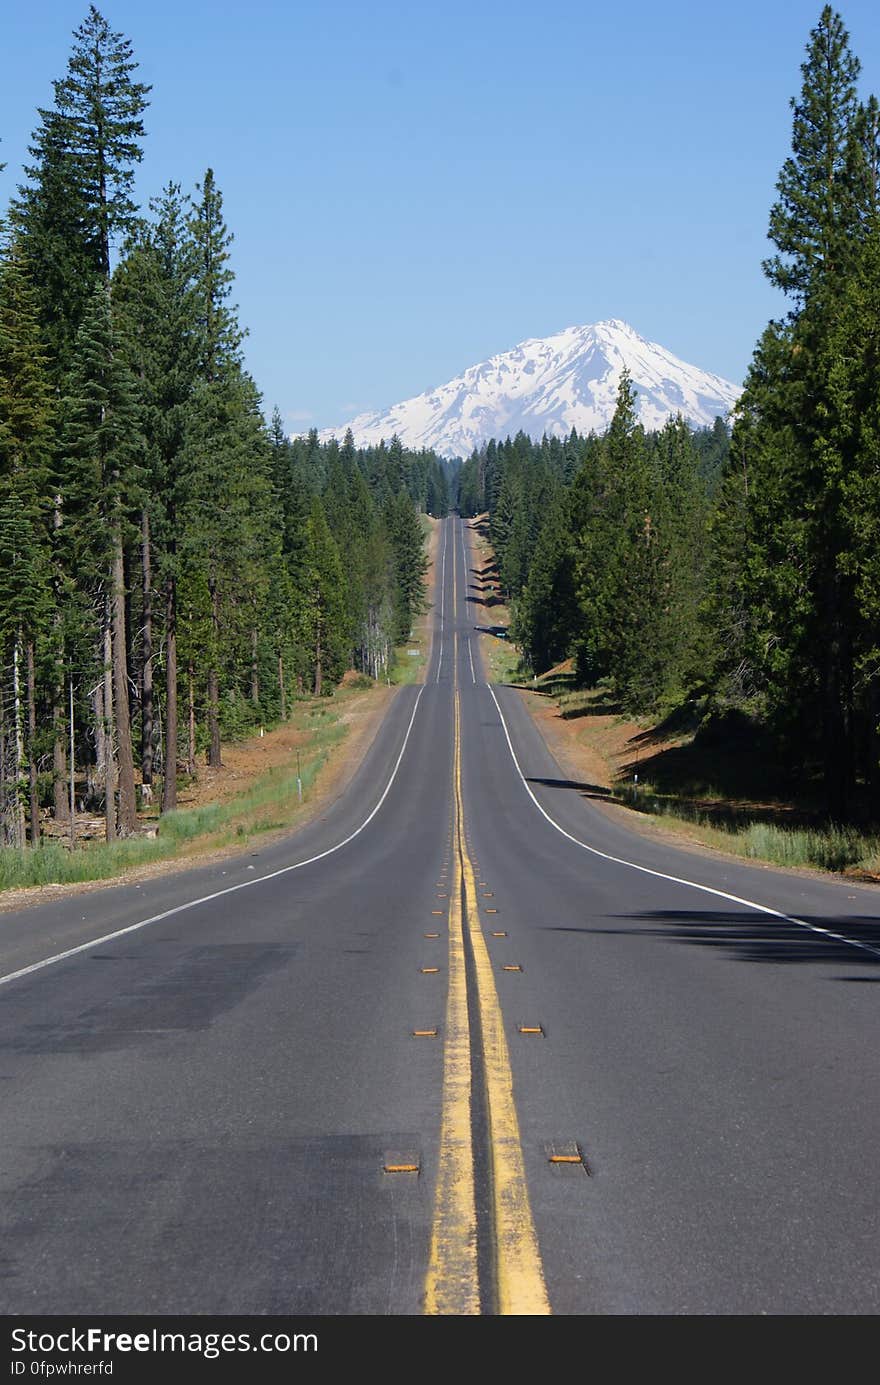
[[314, 320, 740, 457]]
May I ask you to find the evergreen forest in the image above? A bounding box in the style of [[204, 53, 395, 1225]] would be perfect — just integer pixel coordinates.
[[0, 7, 449, 846], [457, 6, 880, 822]]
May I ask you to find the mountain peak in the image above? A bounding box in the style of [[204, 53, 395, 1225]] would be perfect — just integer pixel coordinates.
[[314, 321, 740, 457]]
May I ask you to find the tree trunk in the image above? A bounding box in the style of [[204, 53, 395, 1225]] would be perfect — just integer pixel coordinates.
[[103, 600, 117, 842], [91, 674, 104, 805], [187, 657, 196, 776], [866, 678, 880, 815], [12, 638, 26, 847], [278, 654, 286, 721], [819, 565, 856, 821], [51, 618, 68, 825], [51, 501, 68, 823], [69, 671, 76, 849], [314, 614, 323, 697], [112, 537, 138, 835], [162, 574, 178, 814], [0, 675, 7, 846], [26, 640, 40, 847], [207, 574, 222, 767], [141, 509, 154, 801], [251, 626, 259, 705], [52, 705, 68, 822]]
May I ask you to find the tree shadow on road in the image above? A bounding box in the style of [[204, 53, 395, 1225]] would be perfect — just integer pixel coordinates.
[[527, 775, 611, 798], [545, 910, 880, 974]]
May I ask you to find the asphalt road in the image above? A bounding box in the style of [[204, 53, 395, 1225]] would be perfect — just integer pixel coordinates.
[[1, 515, 879, 1315]]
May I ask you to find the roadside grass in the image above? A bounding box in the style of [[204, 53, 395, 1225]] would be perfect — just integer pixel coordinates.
[[463, 514, 525, 686], [390, 637, 426, 685], [522, 673, 880, 880], [617, 782, 880, 875], [482, 635, 523, 685], [0, 705, 349, 894]]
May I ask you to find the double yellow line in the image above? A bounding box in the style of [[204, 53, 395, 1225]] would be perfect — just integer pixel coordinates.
[[424, 531, 550, 1316]]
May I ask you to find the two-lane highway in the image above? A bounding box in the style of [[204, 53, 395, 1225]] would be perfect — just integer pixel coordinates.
[[2, 515, 879, 1314]]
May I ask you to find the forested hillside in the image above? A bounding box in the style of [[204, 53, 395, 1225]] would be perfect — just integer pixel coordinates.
[[459, 5, 880, 821], [0, 6, 449, 847]]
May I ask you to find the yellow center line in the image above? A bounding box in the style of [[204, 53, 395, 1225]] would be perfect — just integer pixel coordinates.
[[455, 690, 550, 1316], [424, 561, 479, 1316], [425, 544, 550, 1314]]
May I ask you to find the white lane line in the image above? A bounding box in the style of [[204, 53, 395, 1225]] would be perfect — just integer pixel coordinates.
[[0, 686, 428, 990], [487, 685, 880, 961], [435, 519, 448, 684]]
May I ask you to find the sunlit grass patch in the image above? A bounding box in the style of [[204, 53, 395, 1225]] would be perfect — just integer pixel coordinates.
[[617, 782, 880, 875], [0, 713, 347, 894]]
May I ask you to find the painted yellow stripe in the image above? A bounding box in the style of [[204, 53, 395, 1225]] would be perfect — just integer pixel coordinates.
[[424, 614, 479, 1315], [454, 690, 551, 1316], [425, 525, 549, 1316]]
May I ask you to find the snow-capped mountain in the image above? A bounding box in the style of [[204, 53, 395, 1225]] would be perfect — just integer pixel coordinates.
[[316, 320, 740, 457]]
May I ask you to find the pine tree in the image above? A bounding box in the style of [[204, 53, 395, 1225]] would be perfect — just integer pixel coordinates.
[[740, 9, 878, 811], [48, 5, 150, 281], [189, 169, 241, 382], [10, 6, 150, 836], [299, 496, 348, 695], [385, 489, 428, 643], [654, 414, 711, 696], [11, 116, 97, 377], [184, 169, 249, 766], [113, 183, 200, 811], [0, 235, 54, 844], [764, 5, 861, 301], [513, 489, 578, 674], [62, 282, 141, 836], [573, 370, 648, 693], [13, 6, 150, 347]]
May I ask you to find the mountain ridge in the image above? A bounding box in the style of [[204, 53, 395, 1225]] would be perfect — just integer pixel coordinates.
[[312, 320, 741, 457]]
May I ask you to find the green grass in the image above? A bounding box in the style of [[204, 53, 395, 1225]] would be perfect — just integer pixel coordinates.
[[483, 635, 523, 685], [0, 836, 170, 890], [0, 715, 346, 894], [617, 781, 880, 875], [390, 637, 427, 685]]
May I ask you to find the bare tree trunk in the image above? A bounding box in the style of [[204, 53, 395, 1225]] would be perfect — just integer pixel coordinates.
[[141, 509, 154, 803], [162, 574, 178, 814], [0, 674, 6, 846], [26, 640, 40, 847], [12, 638, 26, 847], [207, 574, 222, 767], [314, 617, 323, 698], [103, 601, 117, 842], [91, 672, 104, 805], [207, 664, 221, 765], [51, 620, 68, 825], [112, 538, 137, 835], [251, 626, 259, 705], [69, 671, 76, 850], [278, 654, 286, 721], [51, 503, 68, 823], [187, 657, 196, 776], [52, 705, 68, 822]]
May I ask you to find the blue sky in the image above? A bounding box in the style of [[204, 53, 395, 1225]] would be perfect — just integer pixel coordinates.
[[2, 1, 879, 430]]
